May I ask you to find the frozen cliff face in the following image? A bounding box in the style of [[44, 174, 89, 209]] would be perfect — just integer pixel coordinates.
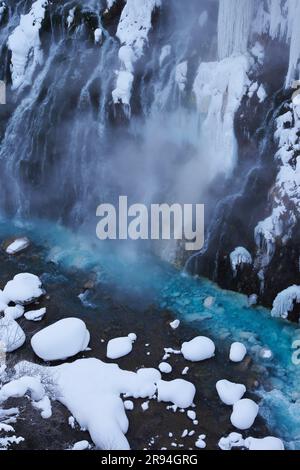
[[7, 0, 48, 90]]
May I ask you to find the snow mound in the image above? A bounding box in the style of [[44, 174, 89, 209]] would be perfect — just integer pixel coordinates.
[[25, 307, 46, 322], [0, 376, 45, 403], [16, 357, 194, 450], [157, 379, 196, 409], [8, 0, 48, 90], [31, 318, 90, 361], [244, 436, 284, 451], [218, 432, 245, 450], [4, 305, 24, 320], [4, 273, 44, 305], [216, 380, 246, 406], [219, 433, 284, 451], [271, 285, 300, 319], [107, 334, 137, 360], [181, 336, 215, 362], [170, 319, 180, 330], [72, 440, 91, 450], [0, 317, 25, 352], [229, 342, 247, 363], [230, 247, 252, 276], [230, 399, 259, 430], [6, 237, 30, 255], [158, 362, 172, 374]]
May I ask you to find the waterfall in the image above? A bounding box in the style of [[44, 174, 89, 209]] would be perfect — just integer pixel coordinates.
[[217, 0, 255, 60]]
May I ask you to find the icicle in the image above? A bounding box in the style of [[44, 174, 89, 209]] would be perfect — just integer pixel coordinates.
[[218, 0, 255, 60], [286, 0, 300, 86]]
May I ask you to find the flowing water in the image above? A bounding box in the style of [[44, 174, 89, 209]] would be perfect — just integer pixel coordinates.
[[0, 215, 299, 449]]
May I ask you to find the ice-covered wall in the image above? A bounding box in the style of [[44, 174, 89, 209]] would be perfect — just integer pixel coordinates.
[[7, 0, 48, 90], [218, 0, 300, 86]]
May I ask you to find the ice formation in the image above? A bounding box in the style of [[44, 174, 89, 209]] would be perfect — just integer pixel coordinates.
[[193, 54, 251, 177], [113, 0, 161, 112], [230, 247, 253, 276], [219, 432, 284, 451], [7, 0, 48, 90], [255, 94, 300, 274], [271, 285, 300, 319]]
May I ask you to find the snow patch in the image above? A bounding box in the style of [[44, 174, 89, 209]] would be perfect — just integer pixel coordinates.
[[230, 399, 259, 430], [216, 380, 246, 406], [107, 334, 137, 360], [181, 336, 215, 362]]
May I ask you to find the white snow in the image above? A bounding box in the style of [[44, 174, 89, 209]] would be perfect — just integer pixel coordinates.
[[193, 54, 251, 178], [170, 319, 180, 330], [67, 8, 75, 28], [8, 0, 48, 90], [218, 432, 246, 450], [6, 237, 30, 255], [230, 247, 252, 276], [94, 28, 103, 44], [181, 336, 215, 362], [24, 307, 46, 322], [187, 410, 196, 421], [0, 376, 45, 403], [230, 399, 259, 430], [72, 440, 90, 451], [3, 273, 44, 305], [113, 0, 161, 109], [158, 362, 172, 374], [124, 400, 134, 411], [229, 342, 247, 363], [195, 434, 206, 449], [216, 380, 246, 406], [4, 304, 24, 320], [141, 400, 149, 411], [257, 84, 267, 102], [244, 436, 284, 451], [32, 395, 52, 419], [271, 285, 300, 319], [31, 318, 90, 361], [0, 317, 25, 352], [157, 379, 196, 409], [219, 433, 284, 451], [12, 357, 195, 450], [107, 334, 136, 360]]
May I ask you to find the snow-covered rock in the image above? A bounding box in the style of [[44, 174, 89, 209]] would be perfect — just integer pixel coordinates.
[[0, 376, 45, 403], [230, 247, 252, 276], [170, 319, 180, 330], [157, 379, 196, 409], [3, 273, 44, 305], [244, 436, 284, 451], [106, 334, 137, 360], [219, 433, 284, 451], [32, 395, 52, 419], [66, 8, 75, 29], [158, 362, 172, 374], [216, 380, 246, 406], [230, 399, 259, 430], [8, 0, 48, 90], [271, 285, 300, 319], [6, 237, 30, 255], [24, 307, 46, 322], [72, 440, 91, 450], [113, 0, 161, 110], [195, 435, 206, 449], [229, 342, 247, 363], [31, 318, 90, 361], [0, 317, 25, 352], [4, 305, 24, 320], [181, 336, 215, 362]]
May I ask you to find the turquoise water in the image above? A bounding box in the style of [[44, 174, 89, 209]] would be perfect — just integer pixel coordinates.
[[0, 216, 300, 448]]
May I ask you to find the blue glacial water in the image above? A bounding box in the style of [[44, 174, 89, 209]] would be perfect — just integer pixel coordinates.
[[0, 216, 300, 448]]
